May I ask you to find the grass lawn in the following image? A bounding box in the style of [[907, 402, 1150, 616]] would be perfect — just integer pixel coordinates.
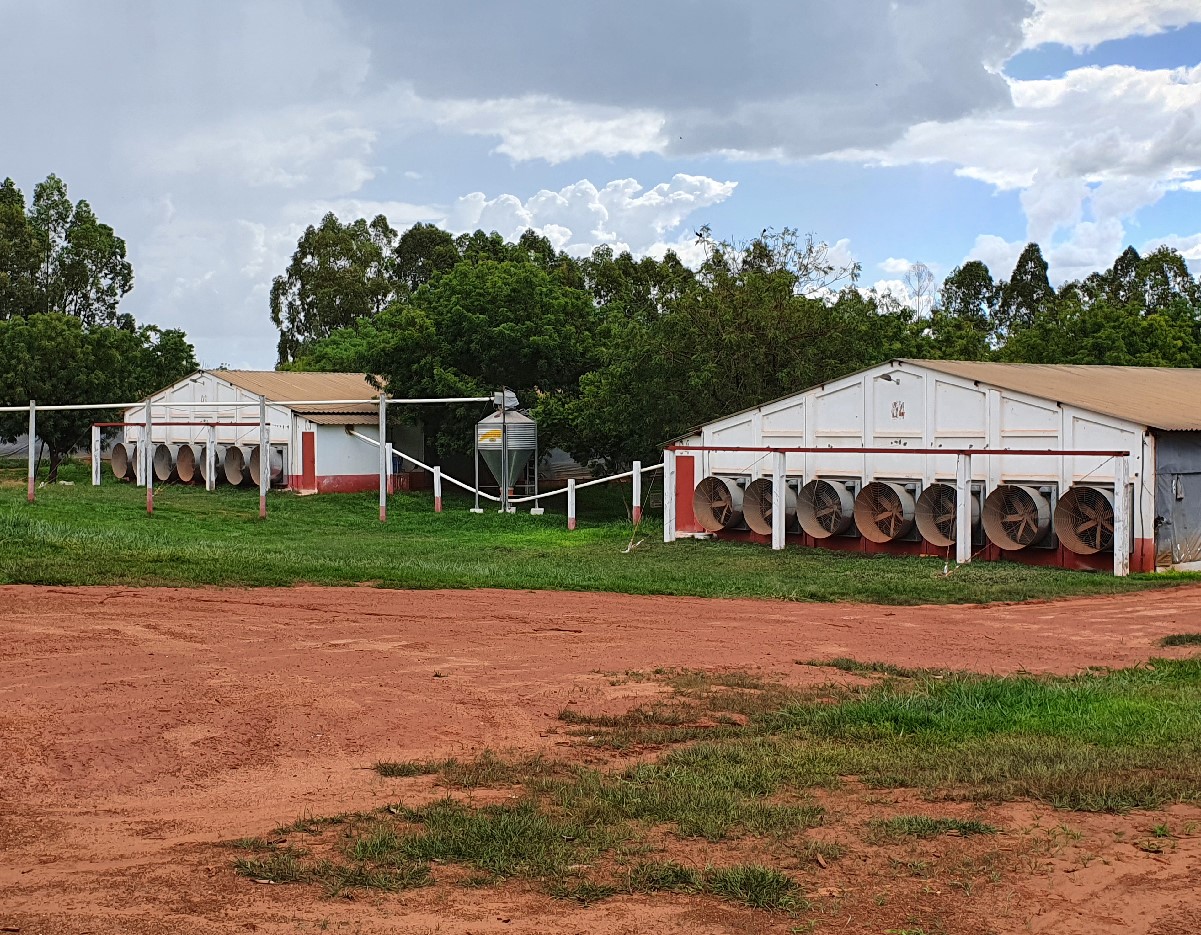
[[231, 658, 1201, 913], [1, 459, 1196, 604]]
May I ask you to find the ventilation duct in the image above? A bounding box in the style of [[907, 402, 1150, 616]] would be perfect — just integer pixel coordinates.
[[249, 444, 286, 486], [174, 444, 198, 485], [982, 484, 1052, 551], [854, 482, 917, 543], [743, 477, 798, 536], [222, 445, 253, 486], [153, 443, 178, 483], [1055, 485, 1116, 555], [798, 479, 855, 539], [693, 475, 745, 532], [110, 442, 136, 481], [915, 482, 981, 548]]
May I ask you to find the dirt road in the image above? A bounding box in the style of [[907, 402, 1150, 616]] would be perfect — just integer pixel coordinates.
[[3, 584, 1201, 934]]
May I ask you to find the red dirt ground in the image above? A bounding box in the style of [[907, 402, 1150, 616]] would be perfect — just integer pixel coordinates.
[[3, 584, 1201, 934]]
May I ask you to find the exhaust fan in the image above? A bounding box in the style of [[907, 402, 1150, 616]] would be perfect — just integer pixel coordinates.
[[743, 477, 798, 535], [693, 475, 744, 532], [982, 484, 1052, 551], [798, 479, 854, 539], [854, 481, 916, 543], [1054, 485, 1115, 555], [915, 482, 981, 547]]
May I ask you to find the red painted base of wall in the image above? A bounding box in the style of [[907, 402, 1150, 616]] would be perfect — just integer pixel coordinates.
[[291, 471, 433, 495], [708, 527, 1156, 574]]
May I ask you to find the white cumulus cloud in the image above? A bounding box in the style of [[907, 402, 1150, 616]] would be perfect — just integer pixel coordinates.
[[1023, 0, 1201, 50]]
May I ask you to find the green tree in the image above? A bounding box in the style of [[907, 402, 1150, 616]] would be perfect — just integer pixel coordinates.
[[270, 212, 399, 364], [995, 242, 1053, 338], [0, 175, 133, 324], [0, 314, 198, 480], [537, 231, 917, 469], [393, 222, 458, 293], [922, 260, 997, 360]]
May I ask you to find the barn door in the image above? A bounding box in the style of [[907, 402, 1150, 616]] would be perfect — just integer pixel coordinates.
[[301, 431, 316, 491]]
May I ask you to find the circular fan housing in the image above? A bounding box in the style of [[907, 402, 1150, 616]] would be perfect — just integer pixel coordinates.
[[1054, 485, 1115, 555], [982, 484, 1052, 551], [798, 479, 854, 539], [854, 481, 916, 543], [110, 442, 135, 481], [743, 477, 798, 536], [915, 482, 980, 547], [175, 444, 198, 485], [692, 475, 745, 532]]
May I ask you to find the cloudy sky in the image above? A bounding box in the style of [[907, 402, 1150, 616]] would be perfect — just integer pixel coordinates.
[[2, 1, 1199, 367]]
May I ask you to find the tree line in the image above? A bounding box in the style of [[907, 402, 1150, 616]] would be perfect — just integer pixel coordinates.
[[0, 174, 198, 478], [273, 212, 1201, 469]]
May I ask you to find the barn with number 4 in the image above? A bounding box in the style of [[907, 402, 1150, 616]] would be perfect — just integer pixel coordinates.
[[667, 359, 1201, 573]]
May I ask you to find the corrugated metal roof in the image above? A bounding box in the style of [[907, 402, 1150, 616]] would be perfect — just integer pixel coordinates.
[[905, 360, 1201, 431], [216, 370, 379, 415]]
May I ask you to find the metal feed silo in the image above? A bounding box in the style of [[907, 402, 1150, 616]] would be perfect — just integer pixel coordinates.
[[476, 409, 537, 498]]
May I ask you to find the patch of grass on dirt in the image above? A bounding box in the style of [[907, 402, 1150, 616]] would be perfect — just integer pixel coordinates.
[[801, 658, 925, 679], [2, 460, 1195, 604], [703, 864, 805, 911], [1160, 633, 1201, 647], [869, 816, 998, 839], [235, 658, 1201, 913]]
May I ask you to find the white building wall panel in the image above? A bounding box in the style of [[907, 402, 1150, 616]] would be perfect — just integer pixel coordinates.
[[315, 424, 379, 477]]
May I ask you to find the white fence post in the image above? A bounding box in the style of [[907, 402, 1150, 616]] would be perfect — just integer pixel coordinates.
[[91, 424, 101, 486], [567, 478, 577, 531], [632, 460, 643, 525], [771, 449, 786, 551], [378, 393, 388, 523], [955, 451, 971, 565], [26, 400, 35, 503], [258, 395, 268, 519], [206, 424, 216, 492], [433, 465, 443, 512], [145, 401, 154, 515], [1114, 454, 1130, 577], [663, 448, 676, 543]]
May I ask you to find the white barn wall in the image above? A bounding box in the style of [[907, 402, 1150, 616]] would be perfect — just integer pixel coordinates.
[[678, 360, 1154, 558]]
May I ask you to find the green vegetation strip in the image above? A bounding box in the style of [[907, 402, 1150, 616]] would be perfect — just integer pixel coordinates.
[[3, 461, 1196, 604], [234, 659, 1201, 909]]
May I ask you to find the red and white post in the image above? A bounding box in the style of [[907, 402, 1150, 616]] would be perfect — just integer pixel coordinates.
[[433, 465, 443, 513], [145, 400, 154, 515], [631, 460, 642, 525], [26, 400, 35, 503], [258, 395, 268, 519], [378, 392, 388, 523], [567, 478, 577, 531]]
